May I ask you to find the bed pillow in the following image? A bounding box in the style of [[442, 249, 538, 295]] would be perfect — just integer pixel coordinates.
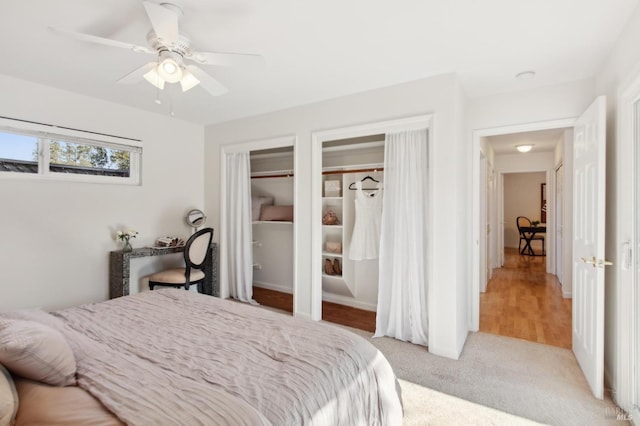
[[0, 319, 76, 386], [252, 196, 274, 221], [259, 205, 294, 222], [13, 378, 124, 426], [0, 364, 18, 426]]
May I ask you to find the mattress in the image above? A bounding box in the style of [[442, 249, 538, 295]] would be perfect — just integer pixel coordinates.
[[8, 289, 402, 425]]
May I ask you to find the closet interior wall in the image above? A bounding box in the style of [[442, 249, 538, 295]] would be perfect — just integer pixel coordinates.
[[322, 135, 385, 312], [250, 147, 294, 299]]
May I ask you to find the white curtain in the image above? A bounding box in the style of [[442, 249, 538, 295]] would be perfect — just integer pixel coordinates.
[[374, 129, 429, 346], [224, 152, 256, 303]]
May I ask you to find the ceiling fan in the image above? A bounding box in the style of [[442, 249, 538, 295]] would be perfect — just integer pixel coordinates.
[[51, 1, 264, 96]]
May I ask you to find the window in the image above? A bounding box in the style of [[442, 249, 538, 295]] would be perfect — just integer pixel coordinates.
[[0, 118, 141, 184]]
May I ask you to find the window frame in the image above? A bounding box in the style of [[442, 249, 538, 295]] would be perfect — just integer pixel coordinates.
[[0, 117, 142, 185]]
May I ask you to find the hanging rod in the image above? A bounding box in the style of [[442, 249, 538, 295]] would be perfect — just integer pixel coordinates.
[[250, 166, 384, 179], [323, 167, 384, 176], [251, 169, 294, 179], [251, 173, 293, 179]]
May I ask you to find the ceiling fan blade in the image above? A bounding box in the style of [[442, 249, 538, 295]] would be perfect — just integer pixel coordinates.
[[143, 1, 179, 45], [49, 27, 154, 54], [186, 51, 265, 68], [117, 62, 157, 84], [186, 65, 228, 96]]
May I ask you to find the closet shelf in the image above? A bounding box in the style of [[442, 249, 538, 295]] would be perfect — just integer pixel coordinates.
[[322, 273, 344, 280], [322, 252, 343, 258], [322, 224, 343, 228]]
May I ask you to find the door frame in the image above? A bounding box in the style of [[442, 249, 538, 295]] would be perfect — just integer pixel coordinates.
[[471, 118, 575, 331], [219, 135, 298, 304], [615, 68, 640, 419]]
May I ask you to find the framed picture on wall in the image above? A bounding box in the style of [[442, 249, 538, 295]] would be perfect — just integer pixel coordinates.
[[541, 183, 547, 223]]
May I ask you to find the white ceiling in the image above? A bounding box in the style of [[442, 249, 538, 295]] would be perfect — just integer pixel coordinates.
[[1, 0, 637, 126], [486, 128, 566, 155]]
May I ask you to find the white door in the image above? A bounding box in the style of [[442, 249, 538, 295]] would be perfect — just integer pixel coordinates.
[[572, 96, 608, 399]]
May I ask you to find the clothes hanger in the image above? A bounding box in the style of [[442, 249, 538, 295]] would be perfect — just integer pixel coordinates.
[[349, 175, 380, 190]]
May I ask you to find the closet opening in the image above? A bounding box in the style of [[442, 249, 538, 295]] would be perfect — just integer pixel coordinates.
[[249, 146, 294, 316], [310, 114, 432, 348], [219, 135, 297, 313], [320, 135, 385, 331]]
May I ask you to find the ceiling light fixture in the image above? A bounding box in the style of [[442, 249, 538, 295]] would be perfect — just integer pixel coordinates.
[[143, 51, 201, 93], [179, 68, 200, 92], [516, 70, 536, 80], [158, 57, 182, 83], [516, 144, 534, 153], [143, 67, 165, 90]]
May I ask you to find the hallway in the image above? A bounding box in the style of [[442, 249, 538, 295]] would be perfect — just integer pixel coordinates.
[[480, 248, 572, 349]]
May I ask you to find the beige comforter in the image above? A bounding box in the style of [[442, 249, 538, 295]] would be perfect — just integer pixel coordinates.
[[48, 289, 402, 425]]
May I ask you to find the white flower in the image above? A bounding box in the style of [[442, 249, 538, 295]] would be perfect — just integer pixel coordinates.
[[116, 229, 138, 242]]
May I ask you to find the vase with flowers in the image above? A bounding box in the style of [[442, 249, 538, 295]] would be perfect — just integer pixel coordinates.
[[116, 229, 138, 253]]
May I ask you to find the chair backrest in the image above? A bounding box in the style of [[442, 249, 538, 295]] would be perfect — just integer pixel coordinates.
[[184, 227, 214, 271], [516, 216, 531, 233]]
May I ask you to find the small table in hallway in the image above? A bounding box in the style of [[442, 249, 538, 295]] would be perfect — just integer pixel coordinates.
[[519, 226, 546, 256]]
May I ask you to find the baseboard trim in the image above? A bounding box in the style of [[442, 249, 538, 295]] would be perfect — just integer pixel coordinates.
[[321, 292, 377, 312], [253, 281, 293, 294]]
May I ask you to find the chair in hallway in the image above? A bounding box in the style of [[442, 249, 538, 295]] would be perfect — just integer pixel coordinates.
[[517, 216, 545, 255]]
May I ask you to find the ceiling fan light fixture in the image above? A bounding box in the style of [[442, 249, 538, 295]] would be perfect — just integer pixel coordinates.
[[143, 67, 165, 89], [158, 57, 182, 83], [180, 68, 200, 92], [516, 144, 534, 153]]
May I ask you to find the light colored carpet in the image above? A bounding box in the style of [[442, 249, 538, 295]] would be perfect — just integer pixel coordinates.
[[253, 304, 628, 425], [349, 327, 628, 426], [399, 379, 540, 425]]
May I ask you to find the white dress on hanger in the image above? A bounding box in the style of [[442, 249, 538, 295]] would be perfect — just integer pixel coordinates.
[[349, 181, 383, 260]]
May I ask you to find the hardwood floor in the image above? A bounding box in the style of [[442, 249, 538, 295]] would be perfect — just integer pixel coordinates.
[[480, 248, 572, 349], [254, 250, 571, 349], [252, 286, 377, 332]]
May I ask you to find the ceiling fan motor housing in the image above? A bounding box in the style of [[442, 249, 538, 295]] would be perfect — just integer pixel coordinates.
[[147, 30, 192, 57]]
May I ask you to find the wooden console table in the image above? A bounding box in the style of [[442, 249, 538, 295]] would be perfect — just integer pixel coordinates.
[[109, 243, 217, 299]]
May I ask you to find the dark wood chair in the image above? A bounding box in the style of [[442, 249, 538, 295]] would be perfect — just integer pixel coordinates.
[[517, 216, 545, 255], [149, 227, 214, 292]]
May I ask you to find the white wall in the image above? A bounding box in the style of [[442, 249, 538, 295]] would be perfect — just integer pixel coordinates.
[[594, 1, 640, 409], [502, 172, 546, 248], [205, 74, 469, 359], [0, 74, 204, 311], [467, 79, 595, 131]]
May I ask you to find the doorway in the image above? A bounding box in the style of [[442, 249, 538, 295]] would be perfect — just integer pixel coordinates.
[[483, 167, 569, 347], [219, 135, 298, 310], [310, 114, 433, 329], [471, 122, 575, 342], [249, 146, 295, 316]]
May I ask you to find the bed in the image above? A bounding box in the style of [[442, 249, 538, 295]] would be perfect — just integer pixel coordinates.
[[0, 289, 403, 425]]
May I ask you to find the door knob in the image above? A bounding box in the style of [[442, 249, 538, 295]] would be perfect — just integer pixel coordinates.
[[581, 256, 613, 268]]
